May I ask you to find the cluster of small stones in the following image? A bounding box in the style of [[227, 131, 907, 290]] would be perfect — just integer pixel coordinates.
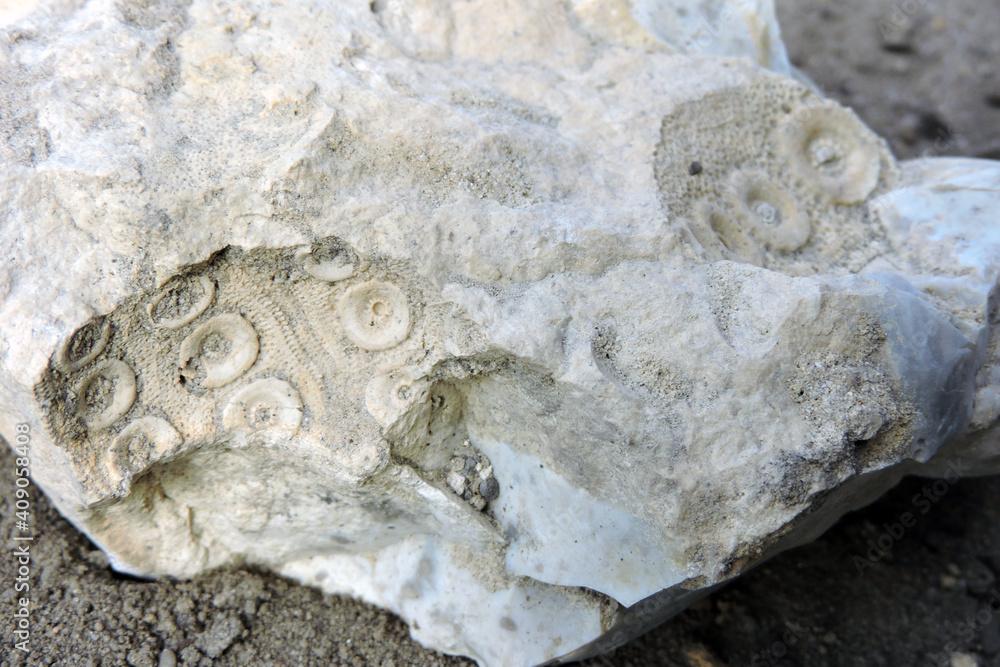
[[446, 440, 500, 511]]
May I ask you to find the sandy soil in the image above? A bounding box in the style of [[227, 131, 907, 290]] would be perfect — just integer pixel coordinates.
[[3, 0, 999, 665]]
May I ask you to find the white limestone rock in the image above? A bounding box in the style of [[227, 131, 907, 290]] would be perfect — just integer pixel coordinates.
[[0, 1, 998, 665]]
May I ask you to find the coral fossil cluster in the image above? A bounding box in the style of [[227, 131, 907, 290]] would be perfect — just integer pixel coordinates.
[[1, 0, 998, 665]]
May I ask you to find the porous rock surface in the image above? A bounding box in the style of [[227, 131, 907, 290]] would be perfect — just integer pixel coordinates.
[[1, 1, 998, 665]]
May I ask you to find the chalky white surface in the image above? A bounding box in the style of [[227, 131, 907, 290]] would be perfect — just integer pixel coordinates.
[[0, 1, 997, 664]]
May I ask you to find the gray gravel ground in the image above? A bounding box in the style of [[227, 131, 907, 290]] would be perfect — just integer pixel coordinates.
[[3, 0, 1000, 665], [778, 0, 1000, 161]]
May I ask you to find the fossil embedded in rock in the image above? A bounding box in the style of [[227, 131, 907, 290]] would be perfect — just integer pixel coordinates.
[[148, 275, 216, 330], [727, 169, 811, 252], [178, 313, 260, 390], [55, 317, 111, 372], [778, 104, 883, 204], [222, 377, 304, 441], [107, 416, 183, 490], [76, 360, 137, 431], [297, 240, 359, 283], [337, 280, 412, 351], [2, 1, 999, 666]]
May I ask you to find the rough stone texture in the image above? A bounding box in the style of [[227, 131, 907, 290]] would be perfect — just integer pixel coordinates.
[[1, 1, 999, 665]]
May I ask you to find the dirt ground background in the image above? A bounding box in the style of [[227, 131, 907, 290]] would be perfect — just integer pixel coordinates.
[[3, 0, 1000, 665]]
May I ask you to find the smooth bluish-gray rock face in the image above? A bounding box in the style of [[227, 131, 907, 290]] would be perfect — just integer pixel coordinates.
[[1, 1, 997, 664]]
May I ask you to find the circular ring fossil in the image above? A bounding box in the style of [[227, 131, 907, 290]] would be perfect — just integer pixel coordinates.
[[338, 280, 412, 351], [777, 103, 882, 204], [56, 317, 111, 372], [76, 359, 137, 430], [297, 244, 357, 283], [222, 378, 303, 437], [148, 275, 216, 330], [727, 170, 811, 253], [178, 313, 259, 389], [107, 416, 183, 483]]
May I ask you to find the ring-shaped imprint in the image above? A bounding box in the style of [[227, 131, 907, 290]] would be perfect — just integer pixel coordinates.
[[338, 281, 412, 351], [726, 170, 811, 253], [107, 416, 183, 484], [179, 313, 259, 389], [56, 318, 111, 372], [148, 275, 216, 329], [222, 378, 303, 438], [76, 359, 137, 430], [777, 104, 882, 204]]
